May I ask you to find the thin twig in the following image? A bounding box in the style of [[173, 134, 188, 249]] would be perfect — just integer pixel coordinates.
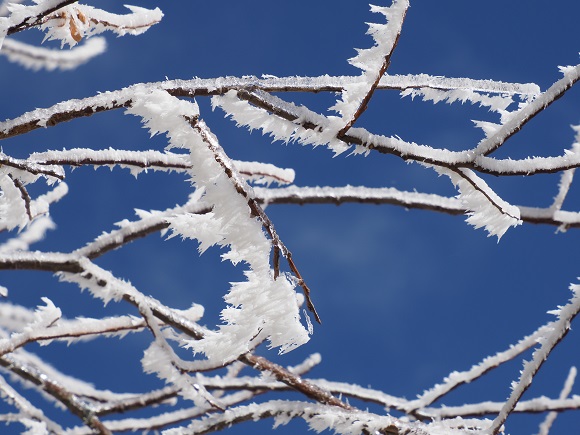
[[0, 355, 112, 434], [538, 367, 576, 435], [337, 1, 408, 138]]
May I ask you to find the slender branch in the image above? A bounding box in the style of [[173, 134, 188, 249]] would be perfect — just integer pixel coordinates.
[[0, 74, 536, 141], [0, 315, 145, 358], [163, 400, 407, 435], [473, 64, 580, 156], [487, 288, 580, 434], [94, 385, 180, 416], [0, 154, 64, 179], [538, 367, 576, 435], [0, 374, 63, 433], [239, 353, 351, 410], [255, 185, 580, 229], [408, 323, 553, 413], [0, 355, 111, 434], [422, 395, 580, 419], [337, 1, 409, 138]]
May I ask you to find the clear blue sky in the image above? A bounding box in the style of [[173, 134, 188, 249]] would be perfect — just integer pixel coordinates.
[[2, 1, 580, 433]]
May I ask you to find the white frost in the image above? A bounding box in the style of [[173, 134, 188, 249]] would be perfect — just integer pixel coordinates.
[[127, 89, 309, 364]]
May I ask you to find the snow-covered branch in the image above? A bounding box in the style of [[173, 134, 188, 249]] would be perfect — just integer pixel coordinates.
[[0, 36, 105, 70], [2, 1, 580, 433]]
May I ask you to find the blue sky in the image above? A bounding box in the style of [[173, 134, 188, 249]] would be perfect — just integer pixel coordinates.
[[2, 1, 580, 433]]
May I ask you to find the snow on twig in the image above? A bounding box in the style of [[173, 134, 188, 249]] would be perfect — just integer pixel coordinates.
[[162, 400, 423, 435], [0, 36, 105, 70], [433, 167, 521, 239], [126, 88, 310, 363], [333, 0, 409, 137], [39, 4, 162, 47], [537, 366, 576, 435], [0, 373, 63, 433], [0, 74, 537, 140], [410, 323, 553, 412], [487, 284, 580, 434], [473, 63, 580, 156]]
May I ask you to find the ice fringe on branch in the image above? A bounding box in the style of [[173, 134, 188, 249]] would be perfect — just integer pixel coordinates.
[[126, 88, 309, 364], [330, 1, 409, 136], [433, 167, 522, 239], [486, 283, 580, 434]]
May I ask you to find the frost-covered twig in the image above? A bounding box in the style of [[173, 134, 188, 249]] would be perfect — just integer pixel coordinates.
[[549, 137, 580, 215], [258, 184, 580, 229], [38, 4, 162, 46], [335, 1, 409, 138], [0, 152, 64, 179], [76, 199, 210, 259], [0, 312, 145, 356], [0, 354, 112, 434], [538, 366, 576, 435], [4, 0, 78, 35], [421, 394, 580, 418], [163, 400, 430, 435], [434, 167, 521, 239], [409, 323, 553, 413], [29, 148, 295, 184], [7, 173, 32, 221], [473, 64, 580, 156], [188, 116, 320, 323], [0, 74, 537, 140], [0, 374, 63, 434], [0, 36, 106, 70], [487, 284, 580, 434]]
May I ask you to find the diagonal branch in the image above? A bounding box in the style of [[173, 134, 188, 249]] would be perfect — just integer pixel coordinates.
[[0, 354, 111, 434], [188, 116, 321, 323], [487, 286, 580, 434], [473, 64, 580, 156]]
